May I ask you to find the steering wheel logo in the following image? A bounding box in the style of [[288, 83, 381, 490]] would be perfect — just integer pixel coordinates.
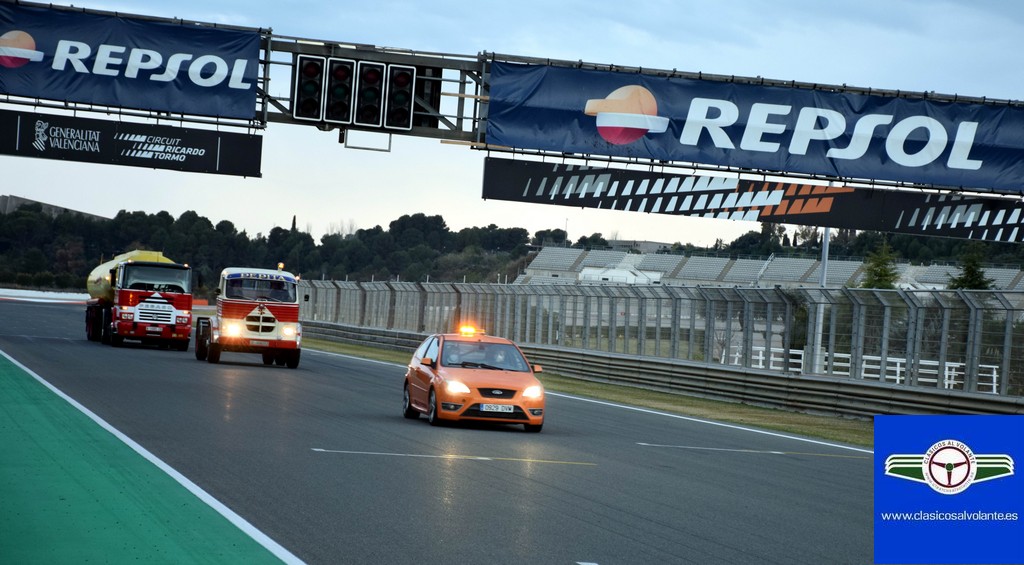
[[922, 440, 977, 495]]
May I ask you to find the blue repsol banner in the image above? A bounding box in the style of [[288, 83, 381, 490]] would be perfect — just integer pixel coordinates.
[[487, 62, 1024, 195], [0, 3, 259, 119]]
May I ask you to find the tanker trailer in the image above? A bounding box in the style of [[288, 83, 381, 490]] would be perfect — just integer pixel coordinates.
[[85, 250, 193, 350]]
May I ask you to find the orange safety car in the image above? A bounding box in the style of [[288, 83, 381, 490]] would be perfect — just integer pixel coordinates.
[[403, 326, 545, 432]]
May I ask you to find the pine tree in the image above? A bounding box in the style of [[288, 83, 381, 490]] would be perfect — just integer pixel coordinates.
[[860, 240, 899, 289], [948, 241, 994, 290]]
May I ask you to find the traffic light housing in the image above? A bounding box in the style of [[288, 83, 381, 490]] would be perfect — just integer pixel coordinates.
[[324, 58, 355, 124], [384, 64, 416, 131], [292, 55, 325, 122], [353, 61, 386, 128]]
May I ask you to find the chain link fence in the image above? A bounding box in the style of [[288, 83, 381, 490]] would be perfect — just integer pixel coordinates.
[[300, 280, 1024, 397]]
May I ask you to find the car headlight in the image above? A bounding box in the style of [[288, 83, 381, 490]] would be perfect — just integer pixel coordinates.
[[446, 380, 471, 394], [223, 322, 243, 337], [522, 385, 544, 399]]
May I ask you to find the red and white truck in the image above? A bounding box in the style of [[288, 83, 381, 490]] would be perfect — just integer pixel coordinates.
[[85, 250, 193, 350], [194, 267, 303, 368]]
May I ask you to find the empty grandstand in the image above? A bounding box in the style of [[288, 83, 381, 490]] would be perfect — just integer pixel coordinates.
[[519, 246, 1021, 290]]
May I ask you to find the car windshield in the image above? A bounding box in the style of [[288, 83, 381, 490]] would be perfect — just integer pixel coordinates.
[[123, 265, 191, 293], [224, 277, 297, 302], [441, 341, 529, 372]]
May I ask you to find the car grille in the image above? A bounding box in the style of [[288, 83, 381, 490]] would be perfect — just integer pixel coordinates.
[[478, 388, 516, 398], [462, 404, 529, 421]]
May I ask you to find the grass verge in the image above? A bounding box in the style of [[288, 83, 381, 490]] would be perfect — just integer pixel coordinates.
[[304, 337, 874, 448]]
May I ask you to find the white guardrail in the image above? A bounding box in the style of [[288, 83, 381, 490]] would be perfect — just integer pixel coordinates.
[[724, 346, 1001, 394]]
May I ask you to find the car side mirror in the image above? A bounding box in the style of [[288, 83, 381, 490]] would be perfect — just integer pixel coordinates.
[[421, 357, 434, 367], [533, 364, 543, 373], [215, 288, 221, 296]]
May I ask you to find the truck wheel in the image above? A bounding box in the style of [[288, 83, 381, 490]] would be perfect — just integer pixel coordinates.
[[195, 335, 208, 361], [85, 308, 99, 342], [275, 355, 286, 366], [110, 334, 124, 348], [286, 350, 301, 369], [207, 343, 221, 364], [262, 353, 274, 365], [101, 309, 112, 345], [175, 339, 189, 352]]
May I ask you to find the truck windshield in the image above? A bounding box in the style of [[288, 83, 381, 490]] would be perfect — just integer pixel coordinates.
[[225, 278, 297, 302], [123, 265, 191, 293]]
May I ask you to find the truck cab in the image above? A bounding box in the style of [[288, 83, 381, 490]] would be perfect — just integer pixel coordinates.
[[194, 267, 302, 368], [85, 251, 193, 351]]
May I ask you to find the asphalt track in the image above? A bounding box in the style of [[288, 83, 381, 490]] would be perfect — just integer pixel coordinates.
[[0, 298, 874, 564]]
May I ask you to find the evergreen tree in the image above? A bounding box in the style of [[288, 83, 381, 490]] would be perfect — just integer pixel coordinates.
[[948, 241, 994, 290], [860, 240, 899, 289]]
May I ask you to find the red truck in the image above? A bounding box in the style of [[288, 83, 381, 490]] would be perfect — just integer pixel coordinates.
[[85, 250, 193, 350], [194, 267, 302, 368]]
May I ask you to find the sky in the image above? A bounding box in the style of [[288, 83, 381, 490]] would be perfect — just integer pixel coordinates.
[[5, 0, 1024, 247]]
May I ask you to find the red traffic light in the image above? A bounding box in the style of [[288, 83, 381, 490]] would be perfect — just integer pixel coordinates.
[[324, 58, 355, 124], [354, 61, 386, 128], [384, 64, 416, 131], [292, 54, 325, 121]]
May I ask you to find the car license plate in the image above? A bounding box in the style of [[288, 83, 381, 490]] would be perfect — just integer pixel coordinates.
[[250, 340, 269, 347], [480, 404, 514, 413]]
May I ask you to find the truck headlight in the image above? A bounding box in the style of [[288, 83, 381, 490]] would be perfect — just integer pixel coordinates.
[[120, 312, 134, 321], [282, 325, 296, 338], [223, 322, 243, 337]]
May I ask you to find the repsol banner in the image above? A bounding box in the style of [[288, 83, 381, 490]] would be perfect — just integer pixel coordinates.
[[0, 2, 260, 119], [0, 108, 262, 177], [482, 157, 1024, 243], [486, 62, 1024, 196]]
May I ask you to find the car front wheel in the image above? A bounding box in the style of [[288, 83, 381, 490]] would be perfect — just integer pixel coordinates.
[[427, 389, 440, 426], [403, 384, 419, 419]]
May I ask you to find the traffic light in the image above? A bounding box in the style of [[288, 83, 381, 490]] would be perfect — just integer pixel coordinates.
[[384, 64, 416, 131], [292, 55, 325, 121], [353, 61, 386, 128], [324, 58, 355, 124]]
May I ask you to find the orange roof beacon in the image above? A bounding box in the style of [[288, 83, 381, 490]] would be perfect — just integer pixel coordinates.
[[403, 327, 545, 433]]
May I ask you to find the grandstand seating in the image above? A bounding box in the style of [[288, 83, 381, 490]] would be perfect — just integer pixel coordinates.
[[677, 256, 729, 281], [762, 257, 816, 283], [723, 259, 767, 283], [520, 246, 1024, 290]]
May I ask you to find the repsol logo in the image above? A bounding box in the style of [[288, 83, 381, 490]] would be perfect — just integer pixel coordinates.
[[678, 98, 982, 170], [51, 40, 253, 90]]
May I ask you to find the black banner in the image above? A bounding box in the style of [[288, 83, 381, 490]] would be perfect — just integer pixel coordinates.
[[482, 157, 1024, 243], [0, 109, 261, 176]]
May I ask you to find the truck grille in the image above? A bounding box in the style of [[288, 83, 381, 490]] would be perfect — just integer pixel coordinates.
[[245, 313, 276, 333], [137, 309, 173, 324]]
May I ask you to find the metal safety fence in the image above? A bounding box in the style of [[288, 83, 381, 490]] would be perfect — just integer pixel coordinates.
[[299, 281, 1024, 398]]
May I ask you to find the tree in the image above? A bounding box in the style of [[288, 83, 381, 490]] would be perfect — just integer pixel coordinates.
[[573, 233, 608, 249], [860, 240, 899, 289], [948, 241, 994, 290], [532, 229, 567, 247]]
